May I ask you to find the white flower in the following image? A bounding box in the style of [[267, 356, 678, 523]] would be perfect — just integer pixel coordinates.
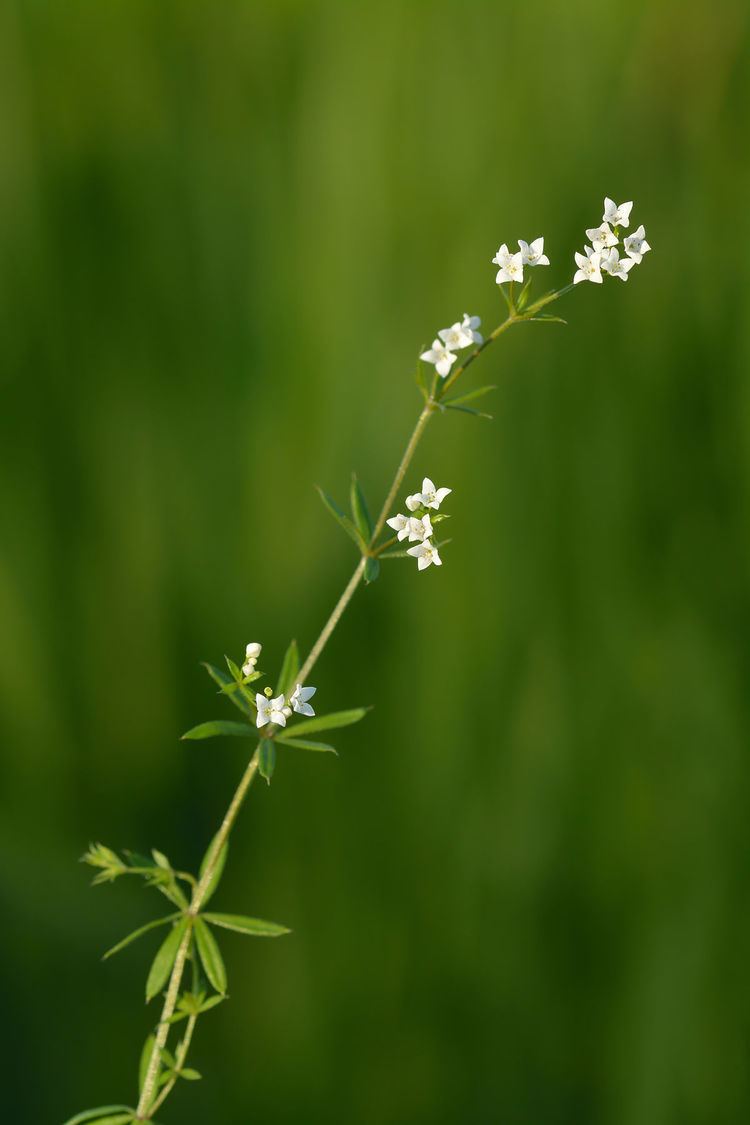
[[407, 513, 433, 542], [602, 197, 633, 228], [518, 237, 550, 267], [438, 320, 474, 351], [573, 247, 603, 285], [461, 313, 483, 345], [242, 641, 262, 677], [407, 539, 442, 571], [600, 247, 635, 281], [623, 224, 651, 264], [290, 683, 316, 717], [420, 339, 457, 379], [585, 222, 618, 252], [406, 477, 452, 512], [386, 513, 411, 541], [256, 693, 287, 728], [492, 243, 524, 284]]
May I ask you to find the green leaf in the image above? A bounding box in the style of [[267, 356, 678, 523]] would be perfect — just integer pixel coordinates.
[[258, 740, 276, 784], [364, 556, 380, 584], [203, 912, 291, 937], [316, 486, 365, 550], [198, 993, 228, 1013], [286, 708, 370, 737], [102, 913, 180, 961], [80, 1117, 134, 1125], [62, 1109, 135, 1125], [524, 314, 567, 324], [276, 639, 299, 696], [378, 547, 410, 559], [443, 384, 496, 407], [199, 834, 228, 907], [415, 354, 429, 399], [350, 473, 373, 541], [178, 1068, 202, 1081], [443, 403, 493, 419], [225, 655, 243, 682], [181, 720, 256, 741], [145, 917, 190, 1003], [201, 662, 251, 716], [275, 735, 337, 754], [194, 917, 227, 994], [139, 1034, 157, 1095]]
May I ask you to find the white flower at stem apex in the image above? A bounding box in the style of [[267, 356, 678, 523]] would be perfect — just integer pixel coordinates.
[[461, 313, 483, 345], [602, 197, 633, 228], [406, 477, 452, 511], [242, 641, 262, 677], [623, 224, 651, 264], [256, 693, 287, 728], [407, 539, 442, 571], [492, 243, 524, 284], [290, 683, 316, 717], [585, 223, 618, 252], [408, 513, 433, 542], [420, 339, 457, 379], [386, 513, 411, 541], [573, 247, 603, 285], [438, 321, 474, 351], [518, 238, 550, 267], [601, 248, 635, 281]]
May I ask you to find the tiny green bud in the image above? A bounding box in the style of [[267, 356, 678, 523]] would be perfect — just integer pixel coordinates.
[[264, 686, 273, 698]]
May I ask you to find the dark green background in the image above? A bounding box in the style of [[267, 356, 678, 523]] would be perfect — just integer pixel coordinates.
[[2, 2, 749, 1123]]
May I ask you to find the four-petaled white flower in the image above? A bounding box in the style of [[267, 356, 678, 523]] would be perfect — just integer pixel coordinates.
[[461, 313, 483, 345], [386, 513, 411, 541], [585, 222, 618, 252], [600, 247, 635, 281], [602, 197, 633, 228], [518, 237, 550, 267], [407, 540, 442, 571], [242, 642, 262, 677], [420, 339, 457, 378], [492, 243, 524, 284], [573, 247, 603, 285], [438, 320, 474, 352], [406, 477, 452, 511], [256, 692, 287, 728], [408, 513, 433, 542], [290, 683, 316, 717], [623, 224, 651, 264]]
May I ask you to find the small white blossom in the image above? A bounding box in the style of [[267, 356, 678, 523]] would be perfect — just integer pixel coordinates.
[[406, 477, 452, 511], [518, 237, 550, 267], [242, 642, 262, 677], [600, 247, 635, 281], [420, 339, 457, 379], [623, 224, 651, 264], [585, 223, 618, 252], [602, 197, 633, 228], [407, 539, 442, 571], [290, 683, 316, 717], [573, 247, 603, 285], [407, 513, 433, 542], [386, 513, 411, 541], [256, 693, 287, 728], [492, 243, 524, 284], [438, 320, 474, 351], [461, 313, 483, 345]]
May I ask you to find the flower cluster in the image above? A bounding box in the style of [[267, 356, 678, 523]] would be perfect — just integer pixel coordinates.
[[387, 476, 451, 571], [492, 237, 550, 285], [241, 639, 317, 729], [420, 313, 483, 379], [573, 197, 651, 285]]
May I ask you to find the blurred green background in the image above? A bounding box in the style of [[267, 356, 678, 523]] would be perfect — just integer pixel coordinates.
[[1, 1, 749, 1123]]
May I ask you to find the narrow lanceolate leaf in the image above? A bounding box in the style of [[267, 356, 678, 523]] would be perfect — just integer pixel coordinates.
[[275, 735, 337, 754], [378, 547, 410, 559], [198, 993, 227, 1013], [287, 708, 370, 737], [178, 1068, 202, 1081], [524, 314, 567, 324], [181, 720, 256, 741], [203, 912, 291, 937], [276, 639, 299, 697], [78, 1116, 134, 1125], [199, 834, 228, 907], [194, 917, 227, 994], [139, 1034, 158, 1096], [443, 384, 496, 407], [145, 917, 190, 1003], [201, 663, 252, 716], [258, 739, 276, 784], [444, 403, 493, 419], [350, 473, 374, 541], [364, 556, 380, 584], [102, 913, 180, 961], [62, 1109, 135, 1125], [225, 655, 243, 683], [316, 486, 365, 550]]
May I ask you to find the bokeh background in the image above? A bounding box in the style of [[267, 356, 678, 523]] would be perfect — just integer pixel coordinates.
[[2, 2, 749, 1123]]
